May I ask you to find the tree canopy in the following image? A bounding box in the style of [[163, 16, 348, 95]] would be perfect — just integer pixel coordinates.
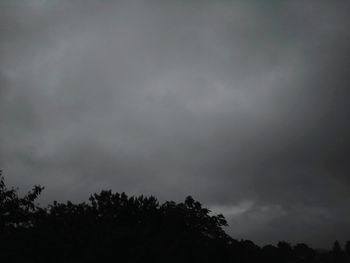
[[0, 171, 349, 263]]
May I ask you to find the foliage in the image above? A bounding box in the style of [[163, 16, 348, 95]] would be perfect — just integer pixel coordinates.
[[0, 171, 349, 263]]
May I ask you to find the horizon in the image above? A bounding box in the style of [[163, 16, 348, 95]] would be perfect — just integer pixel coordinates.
[[1, 0, 350, 248]]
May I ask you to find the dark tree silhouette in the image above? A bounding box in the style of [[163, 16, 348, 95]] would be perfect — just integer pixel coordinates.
[[0, 171, 44, 229], [345, 241, 350, 257], [0, 171, 348, 263], [332, 240, 343, 263]]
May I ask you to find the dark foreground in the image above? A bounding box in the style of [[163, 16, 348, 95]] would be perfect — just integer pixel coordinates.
[[0, 172, 349, 263]]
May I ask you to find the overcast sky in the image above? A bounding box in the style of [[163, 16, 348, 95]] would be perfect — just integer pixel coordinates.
[[1, 0, 350, 248]]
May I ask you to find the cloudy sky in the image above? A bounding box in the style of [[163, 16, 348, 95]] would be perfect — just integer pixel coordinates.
[[1, 0, 350, 248]]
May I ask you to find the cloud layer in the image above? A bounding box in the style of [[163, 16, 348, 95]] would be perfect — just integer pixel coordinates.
[[1, 0, 350, 247]]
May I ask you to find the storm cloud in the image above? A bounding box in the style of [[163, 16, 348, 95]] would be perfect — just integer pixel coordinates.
[[1, 0, 350, 247]]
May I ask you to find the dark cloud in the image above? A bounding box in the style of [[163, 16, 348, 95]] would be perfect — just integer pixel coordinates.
[[1, 0, 350, 247]]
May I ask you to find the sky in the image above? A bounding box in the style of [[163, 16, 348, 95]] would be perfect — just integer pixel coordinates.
[[1, 0, 350, 248]]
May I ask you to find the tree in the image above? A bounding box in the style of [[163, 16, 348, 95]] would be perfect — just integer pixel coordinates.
[[293, 243, 316, 262], [0, 170, 44, 229], [345, 241, 350, 257], [332, 240, 343, 263], [1, 170, 350, 263]]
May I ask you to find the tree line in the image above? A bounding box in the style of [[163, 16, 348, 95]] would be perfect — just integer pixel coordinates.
[[0, 171, 349, 263]]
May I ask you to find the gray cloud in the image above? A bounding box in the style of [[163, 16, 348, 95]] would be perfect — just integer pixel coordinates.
[[1, 0, 350, 248]]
